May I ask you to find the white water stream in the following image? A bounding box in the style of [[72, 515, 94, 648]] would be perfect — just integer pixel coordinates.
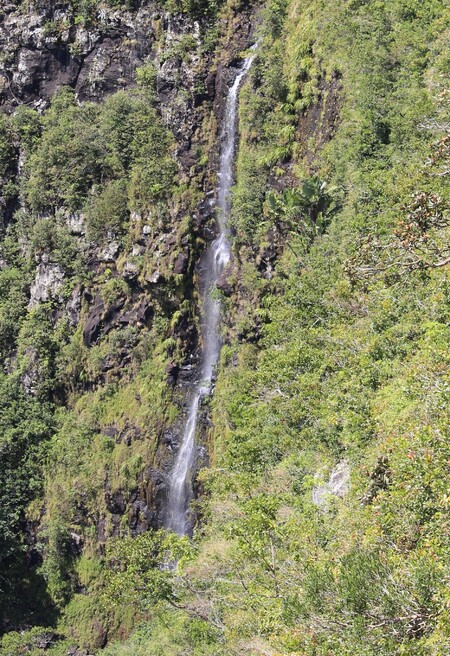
[[165, 50, 256, 536]]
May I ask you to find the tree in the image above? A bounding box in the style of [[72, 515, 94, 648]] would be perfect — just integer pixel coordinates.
[[345, 136, 450, 286], [103, 530, 193, 611]]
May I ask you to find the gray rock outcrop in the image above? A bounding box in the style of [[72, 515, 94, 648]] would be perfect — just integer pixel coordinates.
[[28, 260, 65, 309], [312, 461, 350, 507]]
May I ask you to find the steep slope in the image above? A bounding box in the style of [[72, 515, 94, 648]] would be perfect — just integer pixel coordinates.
[[0, 0, 253, 641], [93, 0, 450, 654], [0, 0, 450, 654]]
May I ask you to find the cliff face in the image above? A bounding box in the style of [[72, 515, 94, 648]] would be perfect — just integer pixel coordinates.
[[1, 3, 213, 178], [1, 5, 155, 106], [0, 0, 253, 634]]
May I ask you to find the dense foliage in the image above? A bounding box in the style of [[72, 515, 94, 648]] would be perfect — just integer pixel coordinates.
[[1, 0, 449, 654], [0, 58, 188, 634]]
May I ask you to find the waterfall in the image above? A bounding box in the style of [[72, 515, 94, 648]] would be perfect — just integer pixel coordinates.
[[165, 49, 256, 536]]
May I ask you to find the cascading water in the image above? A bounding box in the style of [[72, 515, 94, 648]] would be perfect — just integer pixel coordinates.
[[165, 49, 256, 536]]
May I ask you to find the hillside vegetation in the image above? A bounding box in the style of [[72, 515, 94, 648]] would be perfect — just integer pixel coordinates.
[[0, 0, 449, 654]]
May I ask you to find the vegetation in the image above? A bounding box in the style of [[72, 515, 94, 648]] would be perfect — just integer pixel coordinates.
[[21, 0, 222, 24], [1, 0, 450, 654], [0, 45, 188, 635]]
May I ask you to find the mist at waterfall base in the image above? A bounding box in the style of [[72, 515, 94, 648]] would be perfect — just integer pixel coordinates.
[[165, 51, 256, 537]]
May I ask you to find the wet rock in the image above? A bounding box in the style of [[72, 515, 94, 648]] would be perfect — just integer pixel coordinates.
[[178, 362, 196, 383], [129, 497, 152, 533], [216, 271, 233, 296], [162, 427, 179, 452], [141, 467, 170, 529], [312, 461, 350, 507]]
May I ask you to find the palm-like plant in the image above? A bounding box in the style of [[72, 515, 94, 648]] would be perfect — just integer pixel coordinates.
[[264, 175, 338, 241]]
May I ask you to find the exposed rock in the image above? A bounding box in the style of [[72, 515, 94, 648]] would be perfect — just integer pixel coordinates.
[[20, 346, 40, 395], [67, 648, 94, 656], [69, 531, 84, 556], [145, 269, 162, 284], [216, 268, 234, 296], [0, 4, 215, 184], [28, 261, 65, 309], [312, 461, 350, 507], [132, 243, 144, 256], [122, 260, 138, 280], [135, 297, 154, 324], [90, 621, 107, 650], [83, 293, 152, 346], [129, 495, 153, 533], [27, 631, 59, 650], [105, 489, 126, 515], [297, 72, 342, 164], [83, 294, 106, 346], [83, 294, 126, 346], [0, 6, 156, 109], [96, 516, 107, 543], [165, 360, 180, 385], [98, 240, 120, 262], [0, 0, 256, 583], [177, 362, 195, 383], [66, 213, 86, 235], [140, 467, 170, 530], [102, 424, 118, 439], [172, 247, 189, 274], [65, 285, 82, 326]]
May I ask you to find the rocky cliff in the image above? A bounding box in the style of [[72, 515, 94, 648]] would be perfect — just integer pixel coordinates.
[[0, 0, 253, 633]]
